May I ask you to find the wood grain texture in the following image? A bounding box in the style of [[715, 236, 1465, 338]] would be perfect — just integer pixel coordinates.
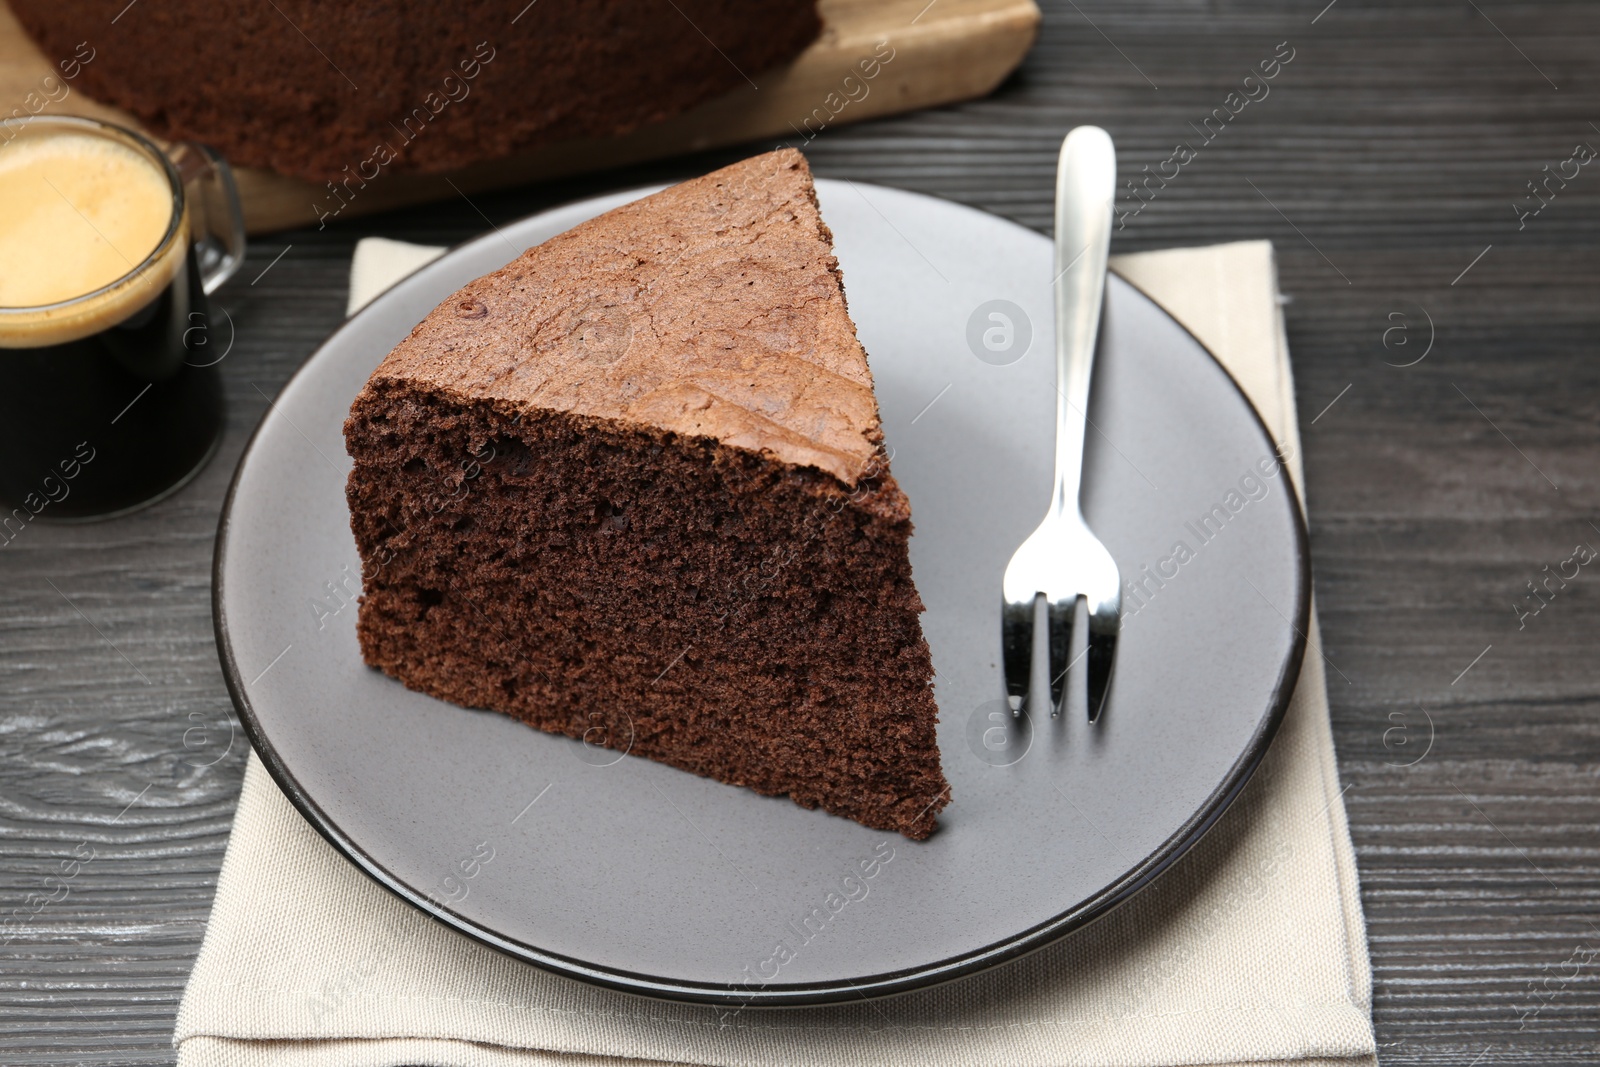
[[3, 0, 1600, 1063], [0, 0, 1041, 233]]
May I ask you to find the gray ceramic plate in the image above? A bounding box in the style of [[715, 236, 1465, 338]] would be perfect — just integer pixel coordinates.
[[215, 180, 1308, 1006]]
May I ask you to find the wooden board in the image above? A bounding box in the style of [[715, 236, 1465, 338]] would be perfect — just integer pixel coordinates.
[[0, 0, 1039, 233]]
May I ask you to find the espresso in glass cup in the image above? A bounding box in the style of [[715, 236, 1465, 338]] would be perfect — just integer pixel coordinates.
[[0, 115, 245, 521]]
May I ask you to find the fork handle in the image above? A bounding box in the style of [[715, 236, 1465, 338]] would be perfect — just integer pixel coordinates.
[[1051, 127, 1117, 519]]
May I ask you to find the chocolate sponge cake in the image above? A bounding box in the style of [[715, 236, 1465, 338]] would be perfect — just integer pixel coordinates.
[[343, 150, 949, 838], [10, 1, 819, 183]]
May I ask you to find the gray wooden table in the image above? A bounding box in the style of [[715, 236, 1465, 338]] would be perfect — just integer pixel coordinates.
[[4, 1, 1598, 1062]]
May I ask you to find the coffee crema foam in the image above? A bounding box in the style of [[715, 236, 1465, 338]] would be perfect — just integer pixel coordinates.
[[0, 131, 185, 348]]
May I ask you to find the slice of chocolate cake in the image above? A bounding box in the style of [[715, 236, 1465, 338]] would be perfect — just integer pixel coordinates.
[[343, 149, 949, 838]]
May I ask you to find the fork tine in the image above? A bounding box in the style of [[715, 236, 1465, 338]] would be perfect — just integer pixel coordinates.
[[1001, 595, 1035, 716], [1046, 594, 1076, 717], [1086, 607, 1118, 722]]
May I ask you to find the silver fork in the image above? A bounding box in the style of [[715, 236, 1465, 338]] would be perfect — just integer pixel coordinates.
[[1001, 126, 1122, 722]]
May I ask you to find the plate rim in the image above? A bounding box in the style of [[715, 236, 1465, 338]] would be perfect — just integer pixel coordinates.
[[212, 180, 1311, 1007]]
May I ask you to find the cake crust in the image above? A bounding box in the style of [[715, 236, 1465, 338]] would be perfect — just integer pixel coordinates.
[[370, 149, 883, 486]]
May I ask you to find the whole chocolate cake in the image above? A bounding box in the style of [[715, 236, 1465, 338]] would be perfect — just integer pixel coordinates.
[[10, 0, 820, 183], [343, 149, 949, 838]]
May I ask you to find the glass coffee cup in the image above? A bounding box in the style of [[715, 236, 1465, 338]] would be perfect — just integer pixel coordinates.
[[0, 115, 245, 522]]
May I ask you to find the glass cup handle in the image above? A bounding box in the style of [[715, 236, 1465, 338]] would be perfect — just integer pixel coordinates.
[[167, 143, 247, 295]]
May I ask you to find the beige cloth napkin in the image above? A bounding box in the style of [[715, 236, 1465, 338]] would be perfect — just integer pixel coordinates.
[[174, 238, 1375, 1067]]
